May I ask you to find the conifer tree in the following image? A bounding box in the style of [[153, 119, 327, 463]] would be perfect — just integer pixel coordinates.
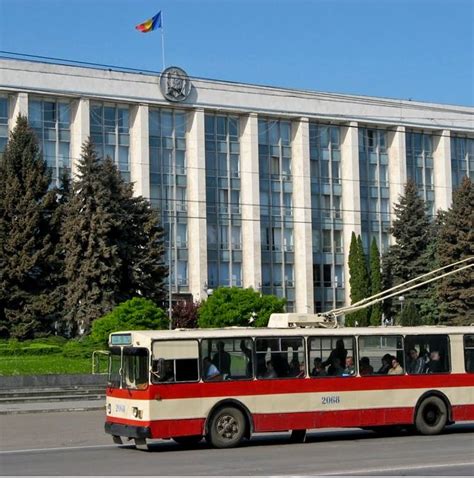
[[369, 238, 382, 326], [346, 233, 370, 326], [0, 115, 58, 338], [436, 177, 474, 325], [62, 140, 168, 335], [383, 180, 432, 322]]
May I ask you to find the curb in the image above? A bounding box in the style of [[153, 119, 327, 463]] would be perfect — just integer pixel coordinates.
[[0, 405, 105, 415]]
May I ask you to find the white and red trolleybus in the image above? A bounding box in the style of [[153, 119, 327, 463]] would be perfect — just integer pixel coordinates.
[[104, 318, 474, 449]]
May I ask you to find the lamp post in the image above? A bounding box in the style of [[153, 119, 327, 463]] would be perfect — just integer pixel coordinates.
[[398, 295, 405, 317]]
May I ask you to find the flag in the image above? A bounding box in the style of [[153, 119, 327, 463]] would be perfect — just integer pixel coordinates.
[[135, 11, 162, 33]]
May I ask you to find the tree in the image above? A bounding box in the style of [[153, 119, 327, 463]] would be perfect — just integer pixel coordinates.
[[398, 300, 421, 326], [436, 177, 474, 325], [0, 115, 59, 339], [198, 287, 286, 328], [172, 300, 199, 329], [369, 238, 382, 326], [383, 180, 432, 322], [91, 297, 168, 345], [346, 233, 370, 326], [62, 140, 168, 335]]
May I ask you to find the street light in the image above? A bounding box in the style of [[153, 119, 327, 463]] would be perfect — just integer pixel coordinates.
[[398, 295, 405, 315]]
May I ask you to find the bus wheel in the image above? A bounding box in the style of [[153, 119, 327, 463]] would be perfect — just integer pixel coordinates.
[[415, 396, 448, 435], [172, 435, 202, 446], [112, 435, 123, 444], [290, 429, 307, 443], [207, 407, 246, 448]]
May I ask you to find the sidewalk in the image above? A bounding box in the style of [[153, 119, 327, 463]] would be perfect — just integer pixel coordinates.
[[0, 398, 105, 415]]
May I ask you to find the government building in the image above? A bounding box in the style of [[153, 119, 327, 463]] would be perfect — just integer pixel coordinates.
[[1, 58, 473, 314]]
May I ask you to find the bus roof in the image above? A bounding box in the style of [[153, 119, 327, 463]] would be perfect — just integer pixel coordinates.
[[109, 325, 474, 347]]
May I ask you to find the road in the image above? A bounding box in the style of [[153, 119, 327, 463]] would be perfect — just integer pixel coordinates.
[[1, 410, 473, 475]]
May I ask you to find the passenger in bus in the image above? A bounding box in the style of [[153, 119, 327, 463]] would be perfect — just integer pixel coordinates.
[[296, 362, 306, 378], [203, 357, 221, 381], [311, 357, 327, 377], [426, 350, 443, 373], [406, 348, 426, 374], [377, 353, 393, 374], [323, 339, 348, 371], [289, 357, 301, 377], [261, 360, 278, 379], [212, 341, 231, 375], [240, 340, 253, 377], [359, 357, 374, 376], [159, 360, 175, 382], [388, 356, 404, 375], [343, 356, 355, 376], [328, 357, 344, 376]]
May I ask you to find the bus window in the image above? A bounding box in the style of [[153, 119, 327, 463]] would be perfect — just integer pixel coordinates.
[[464, 335, 474, 373], [358, 335, 404, 375], [123, 348, 149, 389], [405, 335, 450, 374], [151, 340, 199, 383], [200, 338, 253, 380], [255, 337, 305, 379], [108, 347, 122, 388], [309, 336, 355, 377]]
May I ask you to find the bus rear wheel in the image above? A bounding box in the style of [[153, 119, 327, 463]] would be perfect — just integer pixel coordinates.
[[207, 407, 246, 448], [415, 396, 448, 435], [172, 435, 202, 446]]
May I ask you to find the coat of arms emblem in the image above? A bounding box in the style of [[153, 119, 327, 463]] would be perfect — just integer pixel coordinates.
[[159, 66, 191, 102]]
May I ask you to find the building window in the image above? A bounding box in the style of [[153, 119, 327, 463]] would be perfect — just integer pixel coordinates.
[[90, 103, 130, 181], [0, 96, 8, 155], [149, 108, 188, 291], [359, 127, 390, 253], [205, 114, 242, 288], [28, 97, 71, 186], [406, 131, 435, 215], [451, 136, 474, 190], [259, 118, 294, 310]]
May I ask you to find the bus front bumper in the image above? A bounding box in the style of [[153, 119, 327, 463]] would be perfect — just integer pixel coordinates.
[[105, 421, 152, 439]]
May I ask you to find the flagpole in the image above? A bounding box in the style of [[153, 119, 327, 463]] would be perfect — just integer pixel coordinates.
[[161, 12, 166, 71]]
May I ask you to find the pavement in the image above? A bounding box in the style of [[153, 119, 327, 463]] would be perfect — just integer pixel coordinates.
[[0, 398, 105, 414]]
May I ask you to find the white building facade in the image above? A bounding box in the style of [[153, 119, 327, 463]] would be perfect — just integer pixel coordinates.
[[1, 59, 473, 313]]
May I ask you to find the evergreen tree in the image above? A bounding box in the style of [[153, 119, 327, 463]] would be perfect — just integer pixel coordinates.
[[369, 237, 382, 326], [398, 300, 421, 326], [62, 140, 167, 335], [383, 180, 432, 322], [436, 177, 474, 325], [0, 115, 58, 338], [346, 233, 370, 326]]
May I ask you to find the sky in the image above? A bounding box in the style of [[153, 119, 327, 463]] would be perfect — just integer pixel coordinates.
[[0, 0, 473, 106]]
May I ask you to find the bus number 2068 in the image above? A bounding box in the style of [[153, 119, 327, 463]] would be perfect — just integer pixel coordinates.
[[321, 395, 340, 405]]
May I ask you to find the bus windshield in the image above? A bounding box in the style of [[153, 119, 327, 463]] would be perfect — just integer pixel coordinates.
[[108, 347, 149, 390]]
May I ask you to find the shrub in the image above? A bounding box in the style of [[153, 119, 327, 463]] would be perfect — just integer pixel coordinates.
[[91, 297, 168, 345]]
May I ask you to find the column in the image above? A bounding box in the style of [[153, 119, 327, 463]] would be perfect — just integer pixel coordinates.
[[129, 104, 150, 198], [70, 98, 90, 178], [9, 92, 28, 130], [186, 108, 208, 301], [433, 129, 452, 211], [387, 126, 407, 231], [292, 117, 314, 313], [240, 113, 262, 290], [340, 121, 361, 306]]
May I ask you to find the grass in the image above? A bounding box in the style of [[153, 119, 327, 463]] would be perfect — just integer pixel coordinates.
[[0, 356, 92, 376]]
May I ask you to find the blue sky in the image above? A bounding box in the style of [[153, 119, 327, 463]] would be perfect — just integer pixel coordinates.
[[0, 0, 473, 105]]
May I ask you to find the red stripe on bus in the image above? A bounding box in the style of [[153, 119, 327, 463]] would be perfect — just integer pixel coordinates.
[[106, 403, 474, 439], [106, 373, 474, 400]]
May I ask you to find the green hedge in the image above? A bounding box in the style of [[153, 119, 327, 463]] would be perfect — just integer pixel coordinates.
[[0, 344, 62, 356]]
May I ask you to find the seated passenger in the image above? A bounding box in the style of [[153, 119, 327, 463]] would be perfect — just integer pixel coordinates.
[[359, 357, 374, 376], [426, 350, 443, 374], [406, 348, 426, 374], [212, 341, 231, 376], [296, 361, 306, 378], [343, 356, 355, 376], [261, 360, 278, 379], [203, 356, 221, 381], [311, 357, 327, 377], [328, 357, 344, 376], [322, 339, 347, 371], [387, 356, 404, 375], [377, 353, 393, 374], [289, 357, 301, 377]]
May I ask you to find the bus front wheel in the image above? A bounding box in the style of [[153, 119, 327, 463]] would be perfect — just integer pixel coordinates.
[[207, 407, 246, 448], [415, 396, 448, 435]]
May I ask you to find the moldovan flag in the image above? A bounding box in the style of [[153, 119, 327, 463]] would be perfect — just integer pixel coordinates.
[[135, 11, 162, 33]]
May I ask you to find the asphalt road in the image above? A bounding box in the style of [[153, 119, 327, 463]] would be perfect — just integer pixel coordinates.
[[1, 410, 473, 476]]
